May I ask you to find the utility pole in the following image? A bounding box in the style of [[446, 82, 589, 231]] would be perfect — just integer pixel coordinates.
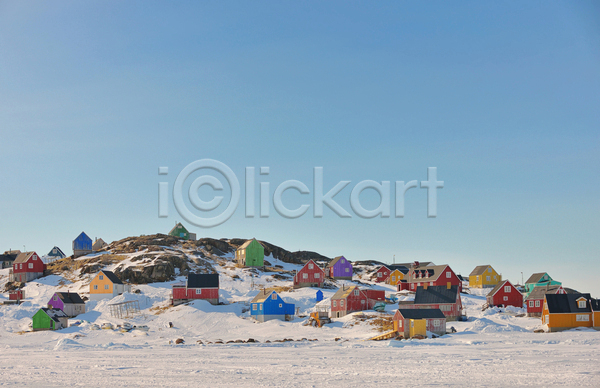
[[393, 255, 395, 265], [521, 272, 523, 286]]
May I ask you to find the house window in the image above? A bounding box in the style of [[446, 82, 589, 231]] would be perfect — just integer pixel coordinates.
[[417, 283, 421, 287], [391, 276, 396, 282], [99, 275, 104, 280], [544, 314, 549, 323], [529, 301, 534, 307], [20, 264, 22, 269], [93, 285, 98, 290], [503, 296, 508, 301], [104, 285, 109, 290], [253, 304, 257, 310], [535, 300, 540, 307], [494, 276, 497, 280], [476, 276, 479, 281], [28, 263, 33, 269], [196, 289, 202, 294], [53, 295, 58, 301], [341, 259, 345, 263], [504, 286, 511, 293], [488, 268, 491, 273], [33, 255, 37, 260], [340, 300, 344, 307], [354, 289, 359, 296], [315, 273, 320, 279], [398, 320, 403, 328], [271, 293, 277, 300], [446, 272, 451, 278], [377, 272, 382, 278], [345, 268, 350, 273], [260, 305, 262, 310], [308, 263, 313, 269], [333, 300, 337, 307], [578, 300, 586, 309], [430, 282, 433, 286], [486, 276, 490, 282], [279, 303, 283, 308], [303, 273, 308, 279], [576, 314, 589, 322], [433, 319, 440, 327]]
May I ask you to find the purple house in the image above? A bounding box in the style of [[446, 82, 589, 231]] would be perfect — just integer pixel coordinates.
[[325, 256, 353, 280], [47, 292, 86, 318]]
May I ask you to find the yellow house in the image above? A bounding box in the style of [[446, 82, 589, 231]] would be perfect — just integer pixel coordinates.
[[386, 269, 407, 286], [469, 265, 501, 288], [89, 270, 130, 301], [542, 293, 600, 332]]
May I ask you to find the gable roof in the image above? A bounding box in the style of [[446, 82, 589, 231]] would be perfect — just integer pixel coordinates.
[[41, 307, 68, 322], [0, 251, 19, 262], [187, 273, 219, 288], [238, 238, 260, 250], [169, 223, 189, 236], [469, 265, 493, 276], [414, 285, 459, 305], [525, 272, 550, 284], [487, 280, 519, 297], [331, 285, 359, 300], [47, 246, 66, 257], [14, 252, 36, 264], [326, 256, 347, 268], [92, 238, 107, 250], [397, 308, 446, 320], [54, 292, 85, 305], [545, 293, 593, 314], [397, 262, 434, 268], [411, 264, 452, 282], [75, 232, 92, 242], [388, 265, 409, 274], [251, 289, 277, 303], [525, 285, 578, 301], [301, 260, 324, 272], [98, 270, 123, 285]]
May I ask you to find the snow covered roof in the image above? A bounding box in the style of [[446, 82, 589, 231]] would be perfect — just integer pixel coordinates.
[[40, 307, 68, 322]]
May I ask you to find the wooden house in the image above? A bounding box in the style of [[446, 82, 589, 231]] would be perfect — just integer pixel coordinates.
[[469, 265, 501, 288], [486, 280, 523, 308], [325, 256, 353, 280], [0, 250, 19, 269], [399, 285, 463, 321], [373, 265, 391, 282], [398, 264, 462, 293], [73, 232, 93, 258], [47, 292, 86, 317], [11, 252, 46, 283], [32, 308, 68, 331], [92, 238, 108, 252], [293, 260, 325, 288], [525, 285, 576, 317], [330, 285, 385, 318], [9, 289, 25, 302], [46, 246, 66, 260], [386, 265, 409, 286], [89, 270, 131, 301], [250, 289, 295, 322], [524, 273, 561, 297], [542, 293, 600, 332], [168, 222, 196, 241], [236, 238, 265, 267], [171, 273, 219, 305], [393, 308, 446, 338]]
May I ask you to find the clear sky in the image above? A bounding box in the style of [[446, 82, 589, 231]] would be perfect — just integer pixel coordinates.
[[1, 1, 599, 295]]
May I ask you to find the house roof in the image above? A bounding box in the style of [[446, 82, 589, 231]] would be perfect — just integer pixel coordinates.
[[41, 307, 68, 322], [251, 289, 277, 303], [331, 285, 359, 300], [545, 293, 593, 314], [238, 238, 259, 250], [55, 292, 85, 305], [14, 252, 36, 264], [411, 264, 451, 282], [487, 280, 519, 298], [99, 270, 123, 285], [47, 246, 66, 257], [75, 232, 92, 242], [388, 265, 409, 274], [525, 272, 550, 284], [469, 265, 493, 276], [326, 256, 348, 269], [397, 308, 446, 320], [397, 262, 434, 268], [92, 238, 107, 250], [414, 285, 459, 305], [169, 223, 188, 235], [525, 285, 578, 301], [0, 252, 19, 262], [186, 273, 219, 288]]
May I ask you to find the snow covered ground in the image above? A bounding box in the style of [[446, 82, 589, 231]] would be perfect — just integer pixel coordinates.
[[1, 262, 599, 387]]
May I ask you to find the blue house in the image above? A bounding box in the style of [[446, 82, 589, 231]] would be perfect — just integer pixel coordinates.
[[250, 290, 295, 322], [73, 232, 93, 258]]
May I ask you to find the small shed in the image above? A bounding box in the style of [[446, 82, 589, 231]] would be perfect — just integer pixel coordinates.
[[32, 308, 69, 331], [169, 222, 194, 240], [92, 238, 108, 252], [316, 290, 324, 302], [47, 292, 86, 317]]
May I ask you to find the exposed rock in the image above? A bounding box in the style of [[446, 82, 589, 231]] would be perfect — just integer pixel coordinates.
[[175, 338, 184, 344]]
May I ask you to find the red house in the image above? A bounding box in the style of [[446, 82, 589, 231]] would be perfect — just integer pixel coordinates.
[[293, 260, 325, 288], [171, 273, 219, 306], [486, 280, 523, 308], [330, 285, 385, 318], [11, 252, 46, 283], [373, 265, 391, 283], [525, 285, 574, 317], [398, 263, 462, 293], [399, 284, 464, 321]]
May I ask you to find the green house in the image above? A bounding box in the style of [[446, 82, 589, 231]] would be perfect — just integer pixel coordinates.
[[32, 308, 69, 331], [236, 238, 264, 267], [169, 222, 191, 240], [524, 272, 561, 296]]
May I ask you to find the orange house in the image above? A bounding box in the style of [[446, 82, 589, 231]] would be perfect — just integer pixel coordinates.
[[542, 293, 600, 332], [89, 270, 130, 301], [386, 268, 408, 286]]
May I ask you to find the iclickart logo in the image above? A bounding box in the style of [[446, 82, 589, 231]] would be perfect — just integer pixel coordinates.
[[158, 159, 443, 228]]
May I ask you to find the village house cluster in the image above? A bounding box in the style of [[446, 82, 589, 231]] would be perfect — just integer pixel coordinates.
[[2, 222, 599, 335]]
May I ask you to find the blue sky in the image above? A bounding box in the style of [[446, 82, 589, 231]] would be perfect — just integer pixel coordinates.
[[1, 1, 599, 294]]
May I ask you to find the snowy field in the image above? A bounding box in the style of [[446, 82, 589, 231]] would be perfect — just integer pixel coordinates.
[[1, 258, 599, 387]]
